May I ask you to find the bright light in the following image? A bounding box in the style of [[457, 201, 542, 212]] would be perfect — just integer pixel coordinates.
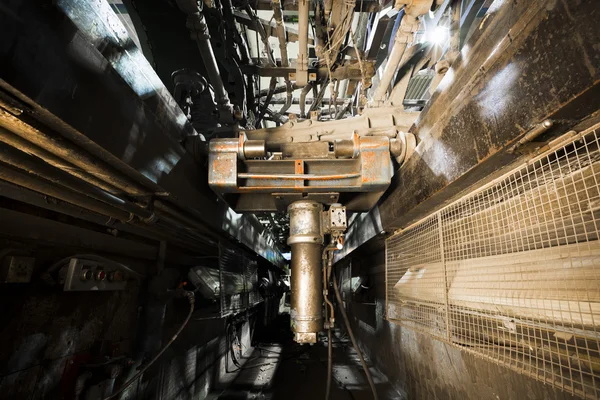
[[429, 26, 449, 45]]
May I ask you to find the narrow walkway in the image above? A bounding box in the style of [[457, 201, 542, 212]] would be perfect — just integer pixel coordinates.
[[216, 317, 403, 400]]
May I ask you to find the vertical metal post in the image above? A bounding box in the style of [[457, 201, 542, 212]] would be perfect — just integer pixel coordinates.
[[437, 212, 451, 341]]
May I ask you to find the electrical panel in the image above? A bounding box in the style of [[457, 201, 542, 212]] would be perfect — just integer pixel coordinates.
[[1, 256, 35, 283], [62, 258, 127, 291]]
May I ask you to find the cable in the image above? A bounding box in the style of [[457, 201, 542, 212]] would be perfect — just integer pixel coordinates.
[[332, 270, 378, 400], [326, 328, 333, 400], [102, 291, 195, 400]]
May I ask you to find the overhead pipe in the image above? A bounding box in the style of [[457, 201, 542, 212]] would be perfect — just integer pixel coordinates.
[[186, 9, 235, 122], [0, 122, 217, 248], [0, 110, 152, 196], [0, 162, 132, 221], [371, 11, 416, 105], [271, 0, 294, 114], [0, 125, 122, 195], [371, 1, 432, 105], [272, 0, 289, 67], [296, 0, 310, 87]]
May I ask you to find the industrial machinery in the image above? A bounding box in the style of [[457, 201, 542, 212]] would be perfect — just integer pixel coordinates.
[[203, 0, 432, 343], [1, 0, 599, 399]]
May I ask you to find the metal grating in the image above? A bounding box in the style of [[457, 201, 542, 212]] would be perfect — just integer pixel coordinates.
[[386, 124, 600, 399], [219, 244, 263, 316], [245, 259, 262, 307]]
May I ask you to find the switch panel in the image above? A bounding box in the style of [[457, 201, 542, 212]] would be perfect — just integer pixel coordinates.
[[1, 256, 35, 283], [62, 258, 127, 291]]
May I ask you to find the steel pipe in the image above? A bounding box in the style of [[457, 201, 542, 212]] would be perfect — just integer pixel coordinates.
[[288, 200, 323, 344], [0, 142, 156, 221], [296, 0, 310, 87], [371, 12, 417, 105], [272, 0, 289, 67], [0, 110, 151, 196], [187, 12, 234, 119], [0, 162, 131, 221], [0, 125, 123, 195]]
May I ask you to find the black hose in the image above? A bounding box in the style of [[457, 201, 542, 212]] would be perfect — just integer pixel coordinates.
[[326, 328, 333, 400], [256, 77, 277, 128], [332, 270, 378, 400], [102, 292, 195, 400]]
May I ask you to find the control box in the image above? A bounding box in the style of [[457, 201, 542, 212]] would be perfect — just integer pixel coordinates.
[[62, 258, 127, 291]]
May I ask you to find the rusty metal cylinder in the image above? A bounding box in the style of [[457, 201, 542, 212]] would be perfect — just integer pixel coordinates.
[[287, 200, 323, 344]]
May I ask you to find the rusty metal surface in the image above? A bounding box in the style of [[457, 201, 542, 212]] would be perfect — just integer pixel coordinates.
[[290, 243, 323, 343], [209, 135, 394, 212], [288, 201, 323, 343]]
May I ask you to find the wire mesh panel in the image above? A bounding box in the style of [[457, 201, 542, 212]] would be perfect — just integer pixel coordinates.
[[219, 245, 247, 316], [245, 258, 262, 307], [219, 244, 264, 316], [386, 124, 600, 399], [386, 215, 448, 339]]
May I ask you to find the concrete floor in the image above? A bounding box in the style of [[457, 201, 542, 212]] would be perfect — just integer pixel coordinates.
[[213, 316, 402, 400]]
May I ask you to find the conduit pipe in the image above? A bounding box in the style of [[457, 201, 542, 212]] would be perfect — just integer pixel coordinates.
[[0, 127, 216, 248], [0, 110, 152, 196], [0, 163, 132, 221], [0, 125, 122, 195], [371, 11, 416, 105], [187, 10, 234, 121], [0, 142, 155, 221], [296, 0, 310, 87]]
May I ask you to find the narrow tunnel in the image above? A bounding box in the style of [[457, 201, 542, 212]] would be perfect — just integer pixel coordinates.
[[0, 0, 599, 399]]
